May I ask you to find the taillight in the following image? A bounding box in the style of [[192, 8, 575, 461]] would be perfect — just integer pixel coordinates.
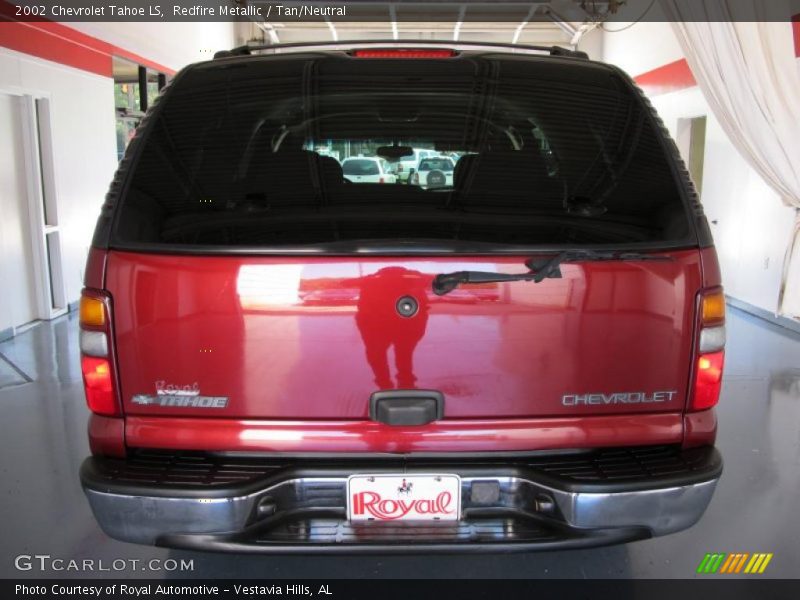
[[379, 177, 385, 184], [701, 290, 725, 324], [81, 356, 117, 415], [690, 289, 726, 411], [79, 290, 121, 416], [352, 49, 456, 59], [80, 295, 105, 327]]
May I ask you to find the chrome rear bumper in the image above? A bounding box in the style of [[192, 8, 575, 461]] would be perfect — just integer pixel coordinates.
[[81, 446, 721, 552]]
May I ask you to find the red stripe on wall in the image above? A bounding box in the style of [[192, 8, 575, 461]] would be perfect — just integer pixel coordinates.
[[0, 22, 111, 76], [634, 58, 697, 96], [792, 14, 800, 58], [0, 7, 176, 78]]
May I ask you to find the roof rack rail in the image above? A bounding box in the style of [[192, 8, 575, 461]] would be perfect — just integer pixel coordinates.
[[213, 40, 588, 60]]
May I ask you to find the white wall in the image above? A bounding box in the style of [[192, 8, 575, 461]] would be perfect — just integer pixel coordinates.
[[0, 22, 236, 332], [602, 21, 684, 75], [576, 26, 603, 60], [602, 22, 797, 314], [0, 92, 38, 331], [68, 22, 237, 71], [0, 48, 118, 325]]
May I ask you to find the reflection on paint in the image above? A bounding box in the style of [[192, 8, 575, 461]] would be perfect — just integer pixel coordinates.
[[237, 264, 304, 308]]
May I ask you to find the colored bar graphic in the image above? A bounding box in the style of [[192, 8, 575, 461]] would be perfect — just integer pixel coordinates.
[[696, 553, 713, 573], [698, 552, 773, 575], [697, 553, 727, 573], [719, 554, 736, 573], [758, 554, 773, 573], [745, 554, 761, 573], [720, 553, 741, 573], [734, 553, 749, 573]]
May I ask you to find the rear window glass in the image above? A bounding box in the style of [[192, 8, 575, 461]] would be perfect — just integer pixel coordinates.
[[419, 158, 454, 172], [342, 159, 380, 175], [113, 53, 692, 249]]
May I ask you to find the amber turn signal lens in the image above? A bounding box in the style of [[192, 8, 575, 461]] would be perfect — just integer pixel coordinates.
[[701, 291, 726, 324], [80, 295, 106, 327]]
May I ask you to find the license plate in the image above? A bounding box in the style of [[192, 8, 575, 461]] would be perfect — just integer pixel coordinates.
[[347, 474, 461, 521]]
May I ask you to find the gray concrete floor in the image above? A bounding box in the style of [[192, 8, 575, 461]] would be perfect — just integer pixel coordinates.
[[0, 306, 798, 579]]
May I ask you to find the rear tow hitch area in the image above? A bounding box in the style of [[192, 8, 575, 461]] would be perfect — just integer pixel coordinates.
[[81, 445, 722, 553]]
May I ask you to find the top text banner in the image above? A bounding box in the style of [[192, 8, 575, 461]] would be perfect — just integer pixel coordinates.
[[3, 0, 800, 22]]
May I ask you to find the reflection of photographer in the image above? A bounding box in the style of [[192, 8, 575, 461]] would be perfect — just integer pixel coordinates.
[[353, 267, 431, 390]]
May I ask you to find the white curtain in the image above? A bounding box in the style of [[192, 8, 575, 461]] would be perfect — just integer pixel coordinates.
[[659, 1, 800, 316]]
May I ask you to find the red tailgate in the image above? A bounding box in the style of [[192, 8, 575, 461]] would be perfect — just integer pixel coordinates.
[[105, 250, 702, 421]]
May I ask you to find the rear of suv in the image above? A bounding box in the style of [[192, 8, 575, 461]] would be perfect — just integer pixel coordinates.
[[410, 156, 456, 188], [79, 42, 724, 552]]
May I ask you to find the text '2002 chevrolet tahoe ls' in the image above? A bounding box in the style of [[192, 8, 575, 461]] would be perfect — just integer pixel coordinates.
[[79, 42, 724, 553]]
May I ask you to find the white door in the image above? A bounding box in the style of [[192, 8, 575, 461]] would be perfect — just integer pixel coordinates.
[[0, 93, 37, 329]]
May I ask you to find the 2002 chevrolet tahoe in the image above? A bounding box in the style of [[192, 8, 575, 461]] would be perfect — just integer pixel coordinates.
[[78, 42, 724, 552]]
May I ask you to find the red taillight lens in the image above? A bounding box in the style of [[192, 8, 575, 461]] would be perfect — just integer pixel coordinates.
[[352, 49, 456, 59], [80, 289, 120, 416], [379, 177, 385, 184], [81, 355, 118, 416], [692, 351, 725, 410]]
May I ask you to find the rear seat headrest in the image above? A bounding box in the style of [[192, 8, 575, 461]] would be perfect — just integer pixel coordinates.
[[453, 154, 479, 189], [456, 150, 551, 194]]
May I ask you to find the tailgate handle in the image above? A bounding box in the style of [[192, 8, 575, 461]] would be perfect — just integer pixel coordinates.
[[370, 390, 444, 426]]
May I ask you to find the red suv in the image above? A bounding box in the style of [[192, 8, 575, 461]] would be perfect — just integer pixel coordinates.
[[79, 42, 724, 552]]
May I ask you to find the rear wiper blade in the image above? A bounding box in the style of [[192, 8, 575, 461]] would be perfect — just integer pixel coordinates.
[[431, 250, 673, 296]]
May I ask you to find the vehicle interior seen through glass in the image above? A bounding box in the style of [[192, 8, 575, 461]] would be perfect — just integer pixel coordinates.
[[114, 53, 693, 248]]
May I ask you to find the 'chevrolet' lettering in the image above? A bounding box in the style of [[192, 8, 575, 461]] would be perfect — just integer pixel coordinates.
[[562, 391, 678, 406]]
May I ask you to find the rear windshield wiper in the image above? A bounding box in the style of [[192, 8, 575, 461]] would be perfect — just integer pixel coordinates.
[[432, 250, 673, 296]]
